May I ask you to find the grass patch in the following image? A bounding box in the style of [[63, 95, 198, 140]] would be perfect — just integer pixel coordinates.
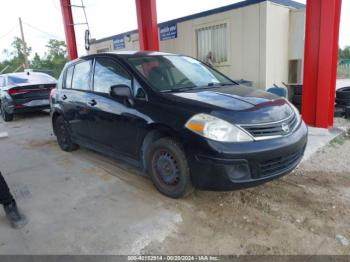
[[330, 135, 346, 147]]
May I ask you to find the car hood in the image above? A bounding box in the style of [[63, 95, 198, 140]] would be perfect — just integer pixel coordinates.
[[161, 85, 294, 125]]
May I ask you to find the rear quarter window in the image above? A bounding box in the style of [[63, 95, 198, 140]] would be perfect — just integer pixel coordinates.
[[64, 66, 74, 89], [71, 61, 92, 91]]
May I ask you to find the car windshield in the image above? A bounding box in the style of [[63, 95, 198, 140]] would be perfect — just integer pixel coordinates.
[[8, 73, 56, 85], [127, 55, 235, 92]]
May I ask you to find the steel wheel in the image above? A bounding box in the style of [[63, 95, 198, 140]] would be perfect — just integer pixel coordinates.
[[146, 137, 193, 198], [152, 149, 181, 186]]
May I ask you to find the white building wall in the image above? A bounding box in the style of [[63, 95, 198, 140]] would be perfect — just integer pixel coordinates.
[[89, 40, 113, 53], [158, 2, 268, 88], [288, 9, 305, 83], [265, 2, 291, 88], [289, 9, 305, 60], [239, 2, 267, 88], [89, 2, 305, 90]]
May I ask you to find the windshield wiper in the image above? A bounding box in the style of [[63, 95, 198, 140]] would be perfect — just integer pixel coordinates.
[[159, 82, 235, 93], [220, 82, 236, 86], [207, 82, 234, 87], [159, 86, 197, 93]]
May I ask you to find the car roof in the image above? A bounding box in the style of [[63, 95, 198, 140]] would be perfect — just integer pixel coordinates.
[[79, 51, 178, 60], [0, 72, 57, 85], [66, 51, 185, 68], [110, 51, 176, 56], [0, 72, 52, 78]]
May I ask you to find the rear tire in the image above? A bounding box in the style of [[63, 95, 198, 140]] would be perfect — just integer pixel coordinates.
[[0, 104, 14, 122], [345, 107, 350, 119], [336, 86, 350, 99], [54, 116, 78, 152], [145, 137, 193, 198], [335, 98, 350, 106]]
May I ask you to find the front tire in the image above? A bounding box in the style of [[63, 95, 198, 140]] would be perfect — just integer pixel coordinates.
[[146, 137, 193, 198], [54, 116, 78, 152], [0, 104, 14, 122]]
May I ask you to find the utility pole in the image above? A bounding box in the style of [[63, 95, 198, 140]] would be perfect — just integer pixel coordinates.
[[18, 17, 29, 69], [0, 65, 9, 74]]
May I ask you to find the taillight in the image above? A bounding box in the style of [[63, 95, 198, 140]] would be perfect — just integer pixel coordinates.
[[7, 88, 28, 96], [50, 88, 57, 99]]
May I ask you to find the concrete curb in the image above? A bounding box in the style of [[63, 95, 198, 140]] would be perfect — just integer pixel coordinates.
[[302, 120, 349, 162]]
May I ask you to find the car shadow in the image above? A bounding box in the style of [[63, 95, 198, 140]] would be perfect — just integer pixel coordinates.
[[14, 110, 50, 121]]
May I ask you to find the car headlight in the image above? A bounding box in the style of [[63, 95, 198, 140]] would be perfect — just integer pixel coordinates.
[[185, 113, 253, 142]]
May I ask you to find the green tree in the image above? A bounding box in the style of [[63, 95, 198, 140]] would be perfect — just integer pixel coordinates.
[[343, 46, 350, 60], [45, 39, 68, 77], [1, 37, 67, 77], [46, 39, 67, 60], [339, 46, 350, 60], [31, 53, 43, 69], [0, 37, 32, 73], [11, 37, 31, 64]]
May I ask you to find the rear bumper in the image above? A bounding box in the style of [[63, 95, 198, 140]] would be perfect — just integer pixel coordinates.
[[6, 99, 50, 114], [13, 105, 50, 113], [183, 121, 308, 190]]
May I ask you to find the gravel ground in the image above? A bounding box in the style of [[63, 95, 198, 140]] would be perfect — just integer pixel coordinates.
[[143, 123, 350, 255], [1, 112, 350, 255]]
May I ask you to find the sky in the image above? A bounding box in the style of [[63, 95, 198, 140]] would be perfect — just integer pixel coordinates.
[[0, 0, 349, 61]]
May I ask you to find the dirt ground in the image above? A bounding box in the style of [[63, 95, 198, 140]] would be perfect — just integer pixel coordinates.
[[1, 112, 350, 255], [143, 129, 350, 255]]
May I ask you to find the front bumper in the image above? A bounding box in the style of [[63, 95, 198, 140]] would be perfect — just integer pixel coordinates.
[[183, 121, 308, 190]]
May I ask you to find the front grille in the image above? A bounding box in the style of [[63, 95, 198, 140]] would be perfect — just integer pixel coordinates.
[[259, 149, 303, 177], [241, 113, 298, 139]]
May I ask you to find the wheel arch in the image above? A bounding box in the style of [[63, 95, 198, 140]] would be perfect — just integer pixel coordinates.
[[140, 123, 182, 172], [51, 110, 63, 136]]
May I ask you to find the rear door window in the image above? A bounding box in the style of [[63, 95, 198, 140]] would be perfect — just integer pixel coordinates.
[[71, 60, 92, 91], [93, 57, 131, 94]]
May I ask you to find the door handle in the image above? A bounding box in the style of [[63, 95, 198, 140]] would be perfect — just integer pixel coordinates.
[[62, 94, 67, 100], [88, 99, 97, 106]]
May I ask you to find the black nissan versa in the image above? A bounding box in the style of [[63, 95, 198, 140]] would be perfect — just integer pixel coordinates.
[[50, 51, 308, 198]]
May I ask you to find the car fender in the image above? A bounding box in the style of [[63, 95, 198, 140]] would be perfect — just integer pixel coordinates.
[[50, 103, 66, 134], [139, 123, 183, 170]]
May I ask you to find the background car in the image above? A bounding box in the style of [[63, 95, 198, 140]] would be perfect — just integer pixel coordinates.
[[51, 51, 307, 198], [0, 72, 57, 121]]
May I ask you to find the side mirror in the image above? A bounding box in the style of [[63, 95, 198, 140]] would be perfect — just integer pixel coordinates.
[[110, 85, 134, 106]]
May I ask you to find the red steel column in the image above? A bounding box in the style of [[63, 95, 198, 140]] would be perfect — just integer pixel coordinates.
[[135, 0, 160, 51], [60, 0, 78, 60], [302, 0, 342, 128]]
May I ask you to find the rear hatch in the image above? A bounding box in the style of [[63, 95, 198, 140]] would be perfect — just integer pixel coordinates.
[[9, 84, 56, 107], [7, 73, 56, 108]]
